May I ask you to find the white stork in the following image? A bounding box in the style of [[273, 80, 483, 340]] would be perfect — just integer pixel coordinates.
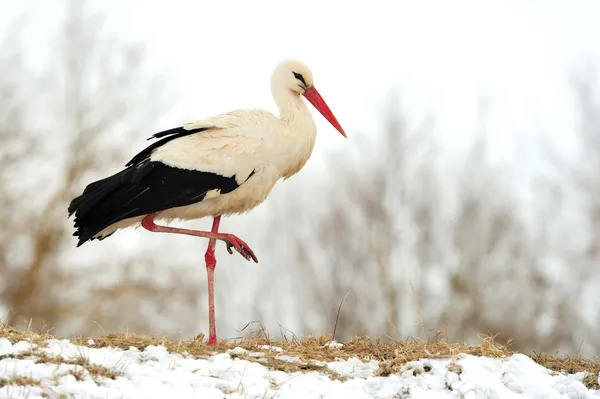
[[68, 58, 346, 346]]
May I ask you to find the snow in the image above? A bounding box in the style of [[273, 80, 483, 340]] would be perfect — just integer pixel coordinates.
[[258, 345, 283, 352], [323, 340, 344, 349], [0, 338, 597, 399]]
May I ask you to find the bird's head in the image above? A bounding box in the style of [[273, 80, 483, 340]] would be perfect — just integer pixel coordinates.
[[271, 58, 347, 138]]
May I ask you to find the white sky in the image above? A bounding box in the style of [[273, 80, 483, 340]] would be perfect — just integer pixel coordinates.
[[3, 0, 600, 174], [111, 0, 600, 158]]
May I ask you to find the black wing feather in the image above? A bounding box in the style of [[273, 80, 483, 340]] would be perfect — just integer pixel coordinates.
[[69, 160, 249, 246], [68, 124, 251, 247], [125, 126, 211, 167]]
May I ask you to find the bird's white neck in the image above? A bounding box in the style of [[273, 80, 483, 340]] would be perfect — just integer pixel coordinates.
[[272, 87, 312, 126], [271, 87, 317, 179]]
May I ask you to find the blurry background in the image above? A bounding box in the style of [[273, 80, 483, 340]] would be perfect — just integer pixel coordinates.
[[1, 0, 600, 356]]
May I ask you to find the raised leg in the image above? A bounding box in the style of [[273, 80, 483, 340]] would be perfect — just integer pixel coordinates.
[[205, 216, 220, 346], [141, 212, 258, 262]]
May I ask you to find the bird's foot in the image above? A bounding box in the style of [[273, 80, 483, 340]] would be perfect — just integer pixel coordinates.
[[195, 332, 225, 347], [206, 334, 220, 346], [223, 234, 258, 263]]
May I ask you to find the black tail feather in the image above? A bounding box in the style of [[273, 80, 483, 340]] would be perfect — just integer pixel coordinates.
[[69, 164, 146, 246]]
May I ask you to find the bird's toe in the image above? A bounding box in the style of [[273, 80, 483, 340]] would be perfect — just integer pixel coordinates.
[[223, 235, 258, 262]]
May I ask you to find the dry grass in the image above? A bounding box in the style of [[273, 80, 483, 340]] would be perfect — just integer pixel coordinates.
[[0, 348, 123, 382], [0, 325, 55, 346], [0, 325, 123, 384], [0, 376, 41, 388], [530, 352, 600, 389], [1, 325, 598, 388]]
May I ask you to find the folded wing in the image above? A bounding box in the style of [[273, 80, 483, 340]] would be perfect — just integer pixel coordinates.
[[68, 120, 264, 246]]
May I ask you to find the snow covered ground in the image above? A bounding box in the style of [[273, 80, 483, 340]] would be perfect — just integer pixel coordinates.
[[0, 337, 598, 399]]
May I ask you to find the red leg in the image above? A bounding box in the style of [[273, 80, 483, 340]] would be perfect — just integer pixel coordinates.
[[205, 216, 220, 346], [141, 213, 258, 262], [140, 212, 258, 347]]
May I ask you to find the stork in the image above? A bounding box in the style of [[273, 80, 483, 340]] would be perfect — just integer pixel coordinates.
[[68, 58, 346, 346]]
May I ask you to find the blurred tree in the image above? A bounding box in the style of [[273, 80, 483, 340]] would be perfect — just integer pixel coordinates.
[[251, 83, 600, 356], [0, 0, 201, 336]]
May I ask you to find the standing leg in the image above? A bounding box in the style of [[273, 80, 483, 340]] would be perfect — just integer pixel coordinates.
[[205, 216, 221, 346]]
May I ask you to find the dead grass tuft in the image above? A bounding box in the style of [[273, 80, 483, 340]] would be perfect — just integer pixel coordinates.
[[0, 324, 54, 346], [530, 353, 600, 390], [0, 327, 123, 383], [72, 332, 220, 358], [0, 376, 41, 388], [46, 354, 122, 380], [66, 368, 86, 382]]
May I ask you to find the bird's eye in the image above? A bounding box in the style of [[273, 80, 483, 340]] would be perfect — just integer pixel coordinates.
[[293, 72, 307, 87]]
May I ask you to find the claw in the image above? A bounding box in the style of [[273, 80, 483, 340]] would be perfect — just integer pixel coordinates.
[[223, 234, 258, 263]]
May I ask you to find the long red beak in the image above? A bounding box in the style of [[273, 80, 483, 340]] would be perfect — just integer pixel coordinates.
[[303, 86, 347, 138]]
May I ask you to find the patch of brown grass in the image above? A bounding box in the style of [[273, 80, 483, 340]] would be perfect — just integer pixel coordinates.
[[1, 324, 598, 388], [45, 354, 122, 380], [0, 376, 41, 388], [226, 350, 343, 379], [530, 353, 600, 390], [0, 331, 123, 383], [0, 324, 54, 346], [8, 349, 123, 381], [71, 331, 509, 365]]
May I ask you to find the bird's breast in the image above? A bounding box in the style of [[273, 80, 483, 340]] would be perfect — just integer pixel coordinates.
[[278, 122, 317, 180]]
